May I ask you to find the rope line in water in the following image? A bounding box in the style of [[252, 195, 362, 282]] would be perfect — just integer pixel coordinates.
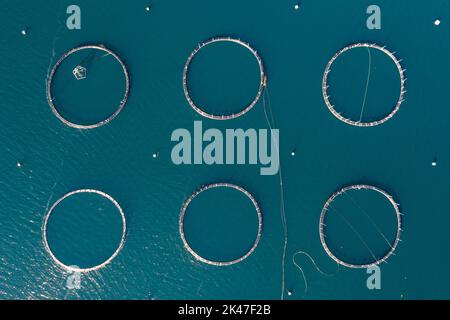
[[327, 204, 380, 264], [292, 251, 340, 298], [262, 86, 288, 300], [342, 190, 395, 250], [358, 47, 372, 122]]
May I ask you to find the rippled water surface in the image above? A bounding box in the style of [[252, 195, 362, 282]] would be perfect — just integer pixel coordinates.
[[1, 0, 450, 299]]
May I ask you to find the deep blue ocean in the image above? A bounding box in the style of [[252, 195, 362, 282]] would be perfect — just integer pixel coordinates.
[[1, 0, 450, 299]]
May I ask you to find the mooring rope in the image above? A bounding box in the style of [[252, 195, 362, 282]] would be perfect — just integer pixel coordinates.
[[292, 250, 340, 298], [358, 47, 372, 122], [262, 85, 288, 300]]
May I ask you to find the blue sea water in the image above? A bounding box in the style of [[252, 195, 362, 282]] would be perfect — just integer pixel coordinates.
[[0, 0, 450, 299]]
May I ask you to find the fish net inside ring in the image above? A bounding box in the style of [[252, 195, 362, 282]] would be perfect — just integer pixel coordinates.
[[47, 45, 129, 129], [322, 43, 406, 127], [43, 189, 126, 272], [319, 185, 402, 268], [183, 37, 265, 120], [179, 183, 262, 266]]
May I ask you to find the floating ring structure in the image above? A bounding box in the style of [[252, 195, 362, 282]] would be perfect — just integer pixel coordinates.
[[46, 44, 130, 129], [42, 189, 127, 273], [179, 183, 262, 266], [319, 184, 402, 268], [182, 37, 266, 120], [322, 43, 406, 127]]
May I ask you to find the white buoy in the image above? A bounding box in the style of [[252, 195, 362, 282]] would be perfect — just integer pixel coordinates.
[[294, 4, 300, 10], [287, 290, 293, 296], [291, 151, 296, 156], [17, 162, 22, 168], [152, 152, 158, 158], [145, 6, 151, 12], [432, 161, 437, 166], [434, 19, 441, 26], [21, 29, 27, 35]]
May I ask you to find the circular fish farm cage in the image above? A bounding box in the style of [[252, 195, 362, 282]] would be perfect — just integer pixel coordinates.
[[46, 44, 130, 129], [322, 43, 406, 127], [179, 183, 263, 266], [319, 184, 402, 268], [182, 37, 266, 120], [42, 189, 127, 273]]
